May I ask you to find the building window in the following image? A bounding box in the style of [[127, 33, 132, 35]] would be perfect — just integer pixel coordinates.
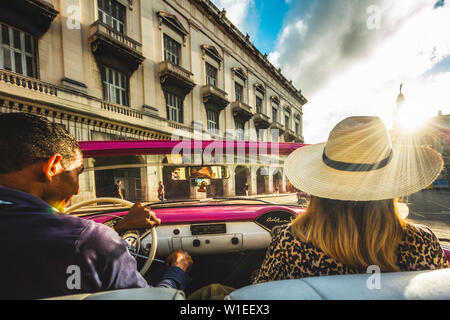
[[295, 120, 300, 136], [235, 82, 243, 102], [205, 62, 217, 87], [165, 92, 182, 123], [235, 121, 245, 140], [0, 23, 36, 77], [98, 0, 126, 34], [256, 96, 263, 114], [257, 129, 264, 142], [102, 66, 128, 105], [164, 34, 181, 65], [272, 106, 278, 123], [207, 109, 219, 133], [271, 130, 279, 143], [285, 111, 291, 130]]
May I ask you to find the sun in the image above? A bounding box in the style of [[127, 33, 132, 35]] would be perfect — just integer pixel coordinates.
[[394, 101, 432, 133], [396, 110, 428, 132]]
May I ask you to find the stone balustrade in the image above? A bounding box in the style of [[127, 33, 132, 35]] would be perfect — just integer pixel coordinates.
[[0, 69, 58, 96]]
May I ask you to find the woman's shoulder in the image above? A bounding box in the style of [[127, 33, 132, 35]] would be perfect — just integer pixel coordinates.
[[273, 224, 322, 254], [270, 224, 296, 246], [398, 222, 449, 270], [402, 223, 439, 244]]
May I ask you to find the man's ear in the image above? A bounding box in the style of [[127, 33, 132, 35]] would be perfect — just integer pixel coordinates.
[[42, 154, 63, 181]]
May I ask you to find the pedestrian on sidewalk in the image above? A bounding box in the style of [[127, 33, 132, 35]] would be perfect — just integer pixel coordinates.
[[243, 183, 249, 197], [113, 180, 124, 199], [157, 181, 165, 201], [112, 180, 124, 207]]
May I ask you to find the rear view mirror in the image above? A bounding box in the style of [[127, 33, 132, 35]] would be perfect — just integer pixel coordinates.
[[170, 166, 229, 180], [190, 178, 211, 187]]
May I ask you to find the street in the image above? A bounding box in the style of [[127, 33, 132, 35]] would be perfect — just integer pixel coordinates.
[[407, 189, 450, 244], [258, 190, 450, 245]]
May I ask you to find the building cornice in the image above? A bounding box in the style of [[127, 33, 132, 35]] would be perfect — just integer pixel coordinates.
[[190, 0, 307, 106]]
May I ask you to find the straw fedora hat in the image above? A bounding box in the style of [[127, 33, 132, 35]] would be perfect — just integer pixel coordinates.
[[284, 116, 444, 201]]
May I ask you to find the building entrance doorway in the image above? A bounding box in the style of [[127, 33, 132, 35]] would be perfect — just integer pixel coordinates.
[[256, 167, 268, 195], [273, 169, 282, 193], [93, 155, 147, 202], [235, 166, 250, 196]]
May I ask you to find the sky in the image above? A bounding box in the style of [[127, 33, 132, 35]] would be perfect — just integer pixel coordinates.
[[210, 0, 450, 143]]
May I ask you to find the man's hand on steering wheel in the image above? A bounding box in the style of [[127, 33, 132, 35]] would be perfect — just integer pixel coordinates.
[[166, 249, 193, 273], [114, 202, 161, 233]]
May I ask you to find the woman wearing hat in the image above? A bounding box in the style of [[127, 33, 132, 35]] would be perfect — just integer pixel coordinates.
[[253, 116, 449, 283]]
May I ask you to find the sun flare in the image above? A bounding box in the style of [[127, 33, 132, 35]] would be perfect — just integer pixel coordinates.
[[396, 110, 430, 132], [394, 96, 434, 133]]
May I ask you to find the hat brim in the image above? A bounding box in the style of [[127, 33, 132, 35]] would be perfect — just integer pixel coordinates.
[[284, 142, 444, 201]]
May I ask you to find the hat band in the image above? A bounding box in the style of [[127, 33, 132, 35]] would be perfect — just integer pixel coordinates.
[[322, 149, 393, 172]]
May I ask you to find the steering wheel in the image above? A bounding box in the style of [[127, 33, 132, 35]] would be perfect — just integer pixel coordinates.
[[65, 198, 158, 276]]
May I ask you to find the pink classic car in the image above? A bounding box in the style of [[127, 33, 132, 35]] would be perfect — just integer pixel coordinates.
[[59, 139, 450, 300]]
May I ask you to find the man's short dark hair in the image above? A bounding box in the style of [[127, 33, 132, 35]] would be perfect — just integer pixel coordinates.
[[0, 112, 81, 174]]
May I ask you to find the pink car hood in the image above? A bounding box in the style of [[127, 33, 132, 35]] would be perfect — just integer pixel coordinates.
[[89, 204, 304, 225]]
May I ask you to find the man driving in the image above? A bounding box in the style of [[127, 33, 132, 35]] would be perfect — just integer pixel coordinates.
[[0, 112, 193, 299]]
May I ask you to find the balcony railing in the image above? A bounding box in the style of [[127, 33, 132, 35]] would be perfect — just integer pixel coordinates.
[[202, 85, 229, 112], [0, 0, 59, 38], [0, 69, 58, 96], [89, 21, 143, 54], [0, 69, 145, 122], [231, 100, 251, 111], [253, 112, 272, 129], [158, 61, 195, 98], [270, 121, 285, 134], [168, 120, 194, 133], [101, 101, 144, 120], [89, 21, 145, 74], [231, 100, 252, 122], [295, 134, 305, 143], [284, 128, 297, 142], [158, 61, 194, 83], [202, 85, 227, 101]]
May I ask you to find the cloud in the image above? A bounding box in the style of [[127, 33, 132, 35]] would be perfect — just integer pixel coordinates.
[[269, 19, 308, 67], [210, 0, 259, 38], [269, 0, 450, 143], [434, 0, 445, 9]]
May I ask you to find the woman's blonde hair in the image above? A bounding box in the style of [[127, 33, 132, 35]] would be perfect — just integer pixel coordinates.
[[291, 196, 409, 272]]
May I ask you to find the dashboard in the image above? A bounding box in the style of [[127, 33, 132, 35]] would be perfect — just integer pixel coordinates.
[[138, 210, 297, 257]]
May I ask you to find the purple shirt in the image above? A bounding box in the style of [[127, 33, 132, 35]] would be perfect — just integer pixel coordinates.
[[0, 186, 190, 299]]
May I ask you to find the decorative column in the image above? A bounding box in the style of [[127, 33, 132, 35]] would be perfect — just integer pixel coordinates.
[[250, 166, 258, 196], [281, 170, 287, 193], [267, 168, 274, 194], [223, 165, 235, 196]]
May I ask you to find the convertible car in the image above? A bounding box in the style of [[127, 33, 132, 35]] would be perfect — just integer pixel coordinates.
[[53, 139, 450, 300]]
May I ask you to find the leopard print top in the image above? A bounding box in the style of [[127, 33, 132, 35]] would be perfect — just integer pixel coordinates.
[[252, 224, 450, 284]]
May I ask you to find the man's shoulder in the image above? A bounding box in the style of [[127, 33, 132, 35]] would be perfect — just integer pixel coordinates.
[[46, 213, 124, 252], [75, 218, 128, 255]]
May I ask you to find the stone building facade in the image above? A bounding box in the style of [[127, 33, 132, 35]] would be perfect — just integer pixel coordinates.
[[0, 0, 307, 202]]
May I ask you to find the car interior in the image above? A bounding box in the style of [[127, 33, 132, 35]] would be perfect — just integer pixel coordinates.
[[55, 195, 450, 300]]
